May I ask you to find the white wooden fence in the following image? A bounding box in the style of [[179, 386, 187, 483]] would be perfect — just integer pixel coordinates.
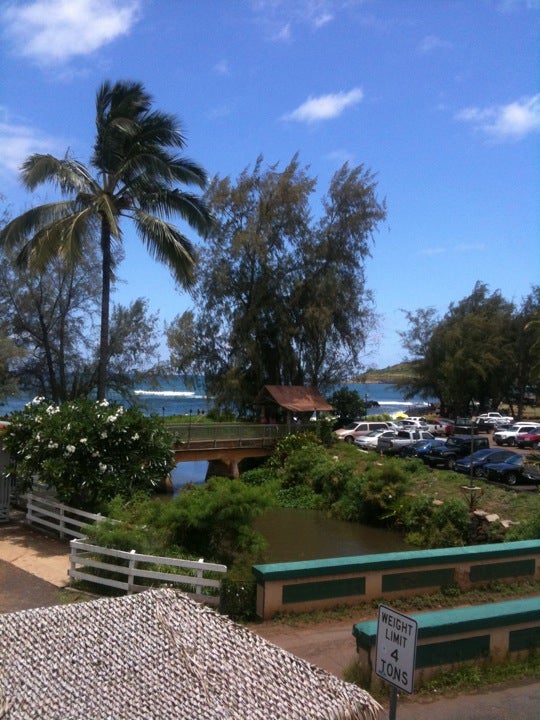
[[24, 493, 228, 605], [26, 493, 103, 538], [69, 540, 227, 605]]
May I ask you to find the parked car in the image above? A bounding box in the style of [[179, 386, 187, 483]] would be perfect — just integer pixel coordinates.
[[516, 429, 540, 449], [481, 453, 540, 486], [424, 435, 490, 470], [446, 417, 480, 435], [378, 429, 435, 455], [476, 411, 514, 425], [334, 421, 394, 444], [492, 424, 540, 447], [397, 438, 446, 458], [354, 429, 397, 450], [454, 448, 518, 477]]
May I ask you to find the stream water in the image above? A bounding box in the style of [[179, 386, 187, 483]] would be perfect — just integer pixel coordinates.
[[254, 507, 408, 563]]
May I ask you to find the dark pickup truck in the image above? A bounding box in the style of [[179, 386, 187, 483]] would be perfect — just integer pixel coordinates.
[[424, 435, 490, 470]]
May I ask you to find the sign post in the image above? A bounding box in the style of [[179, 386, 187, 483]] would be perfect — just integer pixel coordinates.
[[375, 605, 418, 720]]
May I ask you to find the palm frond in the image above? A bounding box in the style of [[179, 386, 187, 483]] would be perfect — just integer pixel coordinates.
[[0, 201, 81, 250], [17, 207, 97, 271], [133, 211, 196, 288], [134, 187, 214, 236], [21, 154, 93, 195]]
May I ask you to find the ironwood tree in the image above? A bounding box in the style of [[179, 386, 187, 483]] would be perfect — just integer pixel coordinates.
[[0, 235, 161, 403], [397, 281, 539, 416], [166, 154, 386, 414]]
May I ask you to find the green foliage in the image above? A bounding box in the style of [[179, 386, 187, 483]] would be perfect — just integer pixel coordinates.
[[219, 560, 258, 620], [397, 282, 540, 415], [3, 398, 175, 512], [505, 511, 540, 541], [334, 459, 412, 525], [167, 155, 386, 413], [158, 477, 272, 565], [399, 495, 470, 547], [329, 387, 366, 424], [238, 466, 278, 487], [279, 443, 334, 489], [268, 432, 321, 467], [276, 484, 323, 509]]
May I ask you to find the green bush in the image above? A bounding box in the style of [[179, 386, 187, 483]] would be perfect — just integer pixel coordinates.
[[334, 459, 412, 525], [3, 398, 175, 512], [159, 477, 272, 565], [268, 432, 321, 469], [399, 495, 470, 547]]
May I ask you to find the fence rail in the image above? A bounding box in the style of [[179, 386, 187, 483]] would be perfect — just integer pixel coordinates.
[[26, 493, 102, 538], [166, 422, 309, 452], [69, 539, 227, 605]]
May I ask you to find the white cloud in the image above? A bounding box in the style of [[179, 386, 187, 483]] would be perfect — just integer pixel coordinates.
[[2, 0, 141, 64], [213, 59, 231, 76], [251, 0, 336, 40], [313, 12, 333, 28], [457, 94, 540, 140], [417, 34, 452, 54], [0, 121, 59, 176], [283, 87, 363, 123], [273, 22, 292, 41]]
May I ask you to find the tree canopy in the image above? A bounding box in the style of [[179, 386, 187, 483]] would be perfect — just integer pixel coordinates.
[[397, 281, 539, 417], [167, 155, 386, 414]]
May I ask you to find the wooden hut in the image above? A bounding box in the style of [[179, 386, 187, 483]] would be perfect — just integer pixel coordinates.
[[0, 588, 381, 719], [254, 385, 333, 424]]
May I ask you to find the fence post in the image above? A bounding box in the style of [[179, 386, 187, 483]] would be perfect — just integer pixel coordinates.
[[127, 549, 137, 594], [68, 539, 77, 586], [59, 504, 65, 539], [194, 558, 204, 594]]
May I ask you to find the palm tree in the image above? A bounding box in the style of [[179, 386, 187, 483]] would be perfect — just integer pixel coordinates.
[[0, 80, 212, 399]]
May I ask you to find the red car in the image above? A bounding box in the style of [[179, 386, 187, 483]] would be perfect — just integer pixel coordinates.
[[516, 429, 540, 449]]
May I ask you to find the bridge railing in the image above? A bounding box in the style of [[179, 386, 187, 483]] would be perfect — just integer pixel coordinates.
[[166, 422, 298, 450]]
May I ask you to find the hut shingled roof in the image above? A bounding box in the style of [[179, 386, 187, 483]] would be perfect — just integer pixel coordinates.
[[255, 385, 333, 413], [0, 589, 381, 720]]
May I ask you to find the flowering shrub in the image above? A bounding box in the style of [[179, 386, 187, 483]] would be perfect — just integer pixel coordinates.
[[3, 398, 175, 512]]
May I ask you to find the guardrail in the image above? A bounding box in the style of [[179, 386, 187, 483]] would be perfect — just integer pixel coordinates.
[[166, 422, 292, 450], [69, 539, 227, 604]]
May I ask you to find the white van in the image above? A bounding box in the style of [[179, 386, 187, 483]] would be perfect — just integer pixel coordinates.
[[334, 421, 395, 444]]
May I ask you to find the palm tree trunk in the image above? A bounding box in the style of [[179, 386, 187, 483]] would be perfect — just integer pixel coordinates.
[[97, 215, 112, 400]]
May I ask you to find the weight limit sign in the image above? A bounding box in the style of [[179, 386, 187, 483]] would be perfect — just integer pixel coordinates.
[[375, 605, 418, 695]]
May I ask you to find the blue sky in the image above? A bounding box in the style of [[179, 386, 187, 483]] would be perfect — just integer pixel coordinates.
[[1, 0, 538, 369]]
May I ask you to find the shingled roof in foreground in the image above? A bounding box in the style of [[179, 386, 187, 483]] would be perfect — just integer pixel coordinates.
[[0, 588, 381, 720]]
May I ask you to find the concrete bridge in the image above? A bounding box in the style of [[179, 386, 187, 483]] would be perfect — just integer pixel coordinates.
[[167, 422, 292, 478]]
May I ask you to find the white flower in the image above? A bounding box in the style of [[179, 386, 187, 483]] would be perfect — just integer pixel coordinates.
[[80, 438, 88, 444], [131, 433, 139, 441], [47, 441, 59, 449], [100, 431, 108, 439], [46, 405, 60, 415], [107, 415, 118, 423], [98, 463, 107, 474], [28, 396, 45, 406], [65, 444, 76, 454], [99, 399, 109, 407]]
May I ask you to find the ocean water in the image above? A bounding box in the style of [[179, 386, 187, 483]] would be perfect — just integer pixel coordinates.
[[1, 376, 433, 418]]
